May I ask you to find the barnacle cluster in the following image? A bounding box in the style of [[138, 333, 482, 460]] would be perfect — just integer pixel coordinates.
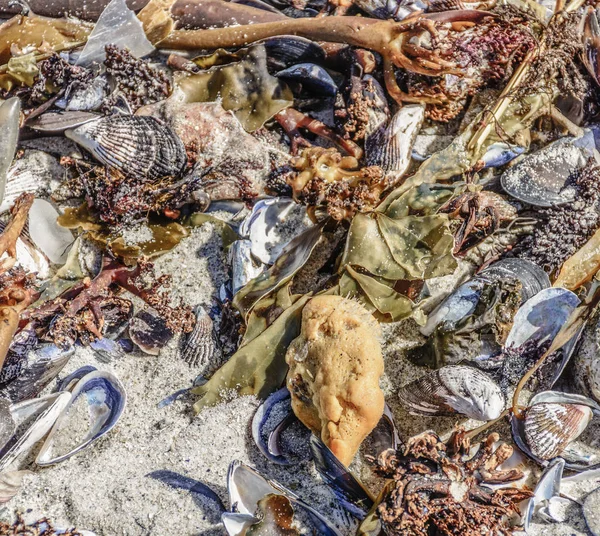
[[516, 162, 600, 273], [288, 146, 385, 220], [103, 44, 171, 111], [372, 430, 532, 536]]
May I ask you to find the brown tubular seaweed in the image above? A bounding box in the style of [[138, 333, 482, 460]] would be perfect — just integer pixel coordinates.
[[159, 10, 496, 103]]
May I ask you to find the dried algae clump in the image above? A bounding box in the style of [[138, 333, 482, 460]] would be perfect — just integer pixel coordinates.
[[285, 295, 384, 466]]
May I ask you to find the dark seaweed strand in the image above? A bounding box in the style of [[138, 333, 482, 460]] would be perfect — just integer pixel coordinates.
[[514, 161, 600, 273]]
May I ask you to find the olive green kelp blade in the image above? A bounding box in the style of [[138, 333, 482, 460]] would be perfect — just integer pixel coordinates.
[[192, 294, 311, 412]]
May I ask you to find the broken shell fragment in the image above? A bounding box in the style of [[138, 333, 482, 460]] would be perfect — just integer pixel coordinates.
[[36, 370, 126, 465], [0, 97, 21, 208], [398, 365, 505, 421], [129, 308, 173, 356], [65, 115, 187, 181], [285, 295, 385, 466]]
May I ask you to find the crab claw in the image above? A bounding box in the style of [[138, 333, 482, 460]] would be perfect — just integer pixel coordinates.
[[582, 6, 600, 84]]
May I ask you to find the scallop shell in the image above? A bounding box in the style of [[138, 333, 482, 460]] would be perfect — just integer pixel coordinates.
[[65, 115, 187, 181], [524, 402, 593, 460], [366, 104, 424, 187], [180, 306, 221, 371], [398, 365, 504, 421]]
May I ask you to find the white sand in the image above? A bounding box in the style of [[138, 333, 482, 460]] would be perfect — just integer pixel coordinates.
[[0, 222, 597, 535]]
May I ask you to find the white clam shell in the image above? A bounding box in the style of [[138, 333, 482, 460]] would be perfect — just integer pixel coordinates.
[[28, 199, 74, 265]]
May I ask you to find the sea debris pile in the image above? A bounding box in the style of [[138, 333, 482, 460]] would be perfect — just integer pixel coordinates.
[[3, 0, 600, 533]]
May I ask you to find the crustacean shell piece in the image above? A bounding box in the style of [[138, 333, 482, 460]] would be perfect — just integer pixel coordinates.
[[398, 365, 504, 421], [524, 402, 593, 461], [65, 115, 187, 181]]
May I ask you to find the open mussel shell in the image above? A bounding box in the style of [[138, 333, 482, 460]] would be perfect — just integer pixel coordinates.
[[398, 365, 504, 421], [423, 258, 550, 339], [504, 287, 580, 350], [27, 111, 100, 134], [1, 344, 75, 404], [0, 392, 71, 472], [478, 258, 550, 302], [65, 115, 187, 181], [309, 435, 374, 519], [511, 391, 600, 471], [251, 387, 298, 465], [500, 130, 598, 207], [225, 460, 342, 536], [239, 197, 309, 265], [36, 370, 126, 466]]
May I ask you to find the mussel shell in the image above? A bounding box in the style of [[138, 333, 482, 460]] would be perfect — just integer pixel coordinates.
[[309, 435, 374, 519], [276, 63, 337, 97], [251, 387, 295, 465], [0, 392, 71, 472], [55, 365, 98, 393], [504, 287, 580, 350], [36, 370, 127, 465], [398, 365, 504, 421], [0, 399, 15, 452], [0, 344, 75, 404], [27, 111, 100, 134], [255, 36, 326, 72], [226, 460, 343, 535], [524, 457, 565, 531], [239, 197, 309, 265], [65, 115, 187, 181], [500, 131, 598, 207], [479, 258, 550, 303]]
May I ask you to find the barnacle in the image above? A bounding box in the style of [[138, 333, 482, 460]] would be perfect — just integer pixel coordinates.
[[514, 162, 600, 275], [103, 44, 171, 112], [287, 146, 385, 220], [372, 429, 532, 536]]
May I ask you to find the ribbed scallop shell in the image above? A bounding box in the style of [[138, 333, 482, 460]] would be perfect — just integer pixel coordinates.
[[66, 115, 187, 181], [180, 307, 221, 372], [365, 105, 424, 187], [525, 403, 593, 460], [398, 365, 504, 421]]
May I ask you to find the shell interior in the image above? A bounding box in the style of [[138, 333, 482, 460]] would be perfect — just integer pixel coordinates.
[[36, 370, 127, 466]]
